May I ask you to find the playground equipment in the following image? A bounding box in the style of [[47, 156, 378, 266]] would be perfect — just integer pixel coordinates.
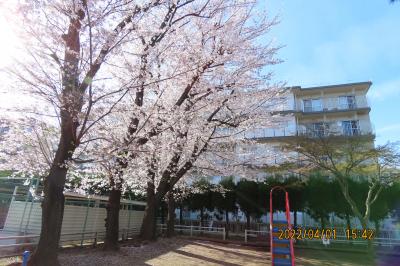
[[22, 250, 30, 266], [270, 186, 295, 266]]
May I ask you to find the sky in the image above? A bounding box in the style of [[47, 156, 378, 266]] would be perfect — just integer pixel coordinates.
[[0, 1, 399, 144], [263, 0, 400, 145]]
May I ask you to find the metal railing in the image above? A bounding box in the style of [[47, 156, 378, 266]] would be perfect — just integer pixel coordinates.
[[243, 227, 400, 247], [298, 96, 369, 113], [158, 224, 226, 240], [244, 230, 268, 243]]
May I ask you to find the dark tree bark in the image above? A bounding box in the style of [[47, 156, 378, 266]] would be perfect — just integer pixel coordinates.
[[28, 167, 68, 266], [140, 182, 158, 240], [140, 135, 210, 240], [160, 201, 166, 225], [179, 204, 183, 225], [200, 208, 204, 227], [374, 220, 380, 248], [294, 210, 297, 229], [166, 191, 175, 237], [320, 217, 326, 229], [246, 213, 251, 230], [346, 214, 351, 229], [104, 188, 121, 251], [28, 6, 86, 266], [225, 211, 230, 239]]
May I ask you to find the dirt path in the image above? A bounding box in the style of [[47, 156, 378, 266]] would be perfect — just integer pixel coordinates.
[[56, 237, 379, 266]]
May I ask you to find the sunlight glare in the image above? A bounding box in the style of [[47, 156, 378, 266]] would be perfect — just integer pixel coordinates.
[[0, 7, 19, 69]]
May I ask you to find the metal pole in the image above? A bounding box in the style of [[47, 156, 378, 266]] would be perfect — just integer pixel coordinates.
[[4, 186, 18, 229], [222, 227, 226, 240], [80, 198, 91, 247], [92, 200, 100, 235], [127, 195, 132, 238], [93, 232, 97, 247], [24, 176, 39, 233], [18, 179, 32, 233]]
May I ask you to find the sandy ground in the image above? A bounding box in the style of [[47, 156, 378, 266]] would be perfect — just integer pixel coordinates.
[[55, 238, 379, 266]]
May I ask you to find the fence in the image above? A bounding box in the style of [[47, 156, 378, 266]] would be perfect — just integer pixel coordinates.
[[0, 228, 140, 258], [243, 227, 400, 247], [0, 193, 12, 229], [158, 224, 226, 240], [0, 187, 147, 257]]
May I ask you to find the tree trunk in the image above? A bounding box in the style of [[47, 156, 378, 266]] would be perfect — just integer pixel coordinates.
[[28, 168, 67, 266], [346, 214, 351, 229], [246, 214, 251, 230], [104, 188, 121, 251], [179, 204, 183, 225], [166, 191, 175, 237], [160, 201, 165, 225], [320, 217, 326, 229], [200, 208, 204, 227], [374, 220, 380, 239], [29, 114, 77, 265], [293, 210, 297, 229], [140, 182, 158, 241], [225, 211, 230, 239], [360, 219, 374, 253]]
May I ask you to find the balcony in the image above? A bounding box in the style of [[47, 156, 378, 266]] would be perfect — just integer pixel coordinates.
[[243, 127, 297, 139], [298, 96, 370, 113], [242, 122, 373, 140], [296, 121, 374, 138]]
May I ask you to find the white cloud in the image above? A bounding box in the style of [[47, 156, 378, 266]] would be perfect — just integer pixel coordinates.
[[368, 79, 400, 101], [376, 123, 400, 134]]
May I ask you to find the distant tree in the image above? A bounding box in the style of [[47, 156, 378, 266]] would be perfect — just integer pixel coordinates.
[[303, 175, 336, 228], [265, 176, 286, 219], [257, 181, 270, 218], [284, 135, 400, 250], [285, 136, 399, 226], [214, 177, 237, 238], [331, 179, 354, 229], [186, 179, 214, 227], [370, 181, 400, 235], [236, 179, 262, 229], [284, 176, 306, 228]]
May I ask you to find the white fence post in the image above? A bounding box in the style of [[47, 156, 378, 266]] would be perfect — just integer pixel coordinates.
[[222, 227, 226, 240], [190, 225, 193, 237], [127, 204, 132, 238], [245, 229, 247, 243]]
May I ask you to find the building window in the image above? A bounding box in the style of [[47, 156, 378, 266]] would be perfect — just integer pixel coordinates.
[[303, 98, 322, 112], [306, 122, 329, 137], [342, 120, 360, 136], [338, 96, 356, 110]]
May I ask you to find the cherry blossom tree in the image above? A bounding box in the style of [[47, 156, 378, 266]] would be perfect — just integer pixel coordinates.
[[0, 0, 286, 260], [88, 0, 287, 241], [0, 1, 180, 265], [68, 0, 286, 245]]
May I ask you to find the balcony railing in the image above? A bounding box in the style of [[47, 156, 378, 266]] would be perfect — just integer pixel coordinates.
[[242, 125, 372, 139], [298, 96, 369, 113]]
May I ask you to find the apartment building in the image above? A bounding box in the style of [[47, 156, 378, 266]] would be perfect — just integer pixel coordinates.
[[247, 81, 372, 138], [236, 81, 374, 169], [182, 81, 376, 224]]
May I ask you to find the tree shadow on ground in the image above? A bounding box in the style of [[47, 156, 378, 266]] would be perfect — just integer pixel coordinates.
[[58, 237, 389, 266]]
